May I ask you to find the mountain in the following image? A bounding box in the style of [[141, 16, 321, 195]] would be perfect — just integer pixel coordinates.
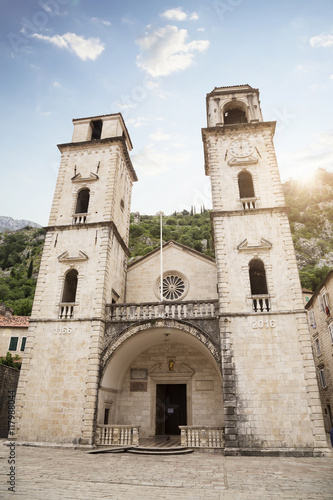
[[282, 168, 333, 290], [0, 217, 42, 232], [1, 168, 333, 315]]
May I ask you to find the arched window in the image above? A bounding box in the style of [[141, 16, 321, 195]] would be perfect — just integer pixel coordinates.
[[62, 269, 78, 303], [249, 259, 268, 295], [238, 171, 255, 198], [75, 188, 90, 214]]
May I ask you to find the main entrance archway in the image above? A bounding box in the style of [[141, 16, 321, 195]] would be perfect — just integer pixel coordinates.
[[98, 320, 223, 440]]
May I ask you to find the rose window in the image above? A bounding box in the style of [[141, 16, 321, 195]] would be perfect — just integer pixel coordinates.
[[154, 271, 189, 302]]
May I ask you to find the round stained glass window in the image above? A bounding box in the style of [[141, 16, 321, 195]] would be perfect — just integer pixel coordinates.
[[154, 271, 189, 302]]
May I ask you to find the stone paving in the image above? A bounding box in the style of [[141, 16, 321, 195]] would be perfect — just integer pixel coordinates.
[[1, 441, 333, 499]]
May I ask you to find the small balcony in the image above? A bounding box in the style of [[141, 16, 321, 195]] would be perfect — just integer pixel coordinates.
[[106, 299, 219, 322], [252, 295, 270, 312], [240, 197, 256, 209], [73, 213, 88, 224], [59, 303, 75, 319]]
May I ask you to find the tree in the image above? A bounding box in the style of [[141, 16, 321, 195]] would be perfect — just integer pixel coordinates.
[[27, 259, 33, 278], [0, 352, 21, 370]]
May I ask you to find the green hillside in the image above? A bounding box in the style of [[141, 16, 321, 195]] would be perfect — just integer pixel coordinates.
[[0, 227, 45, 315], [1, 168, 333, 315]]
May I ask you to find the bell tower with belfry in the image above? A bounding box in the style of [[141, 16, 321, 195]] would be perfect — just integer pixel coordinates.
[[202, 85, 328, 455], [15, 113, 137, 445]]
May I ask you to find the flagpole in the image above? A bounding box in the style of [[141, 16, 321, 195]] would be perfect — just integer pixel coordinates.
[[160, 211, 163, 302]]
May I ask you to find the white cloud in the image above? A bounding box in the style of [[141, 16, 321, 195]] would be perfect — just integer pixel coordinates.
[[52, 81, 61, 87], [127, 117, 147, 128], [150, 129, 171, 141], [294, 64, 308, 73], [279, 133, 333, 180], [310, 33, 333, 48], [91, 17, 111, 26], [35, 106, 51, 117], [136, 25, 209, 77], [31, 32, 105, 61], [160, 8, 199, 21], [132, 144, 190, 176], [330, 75, 333, 80], [161, 8, 187, 21]]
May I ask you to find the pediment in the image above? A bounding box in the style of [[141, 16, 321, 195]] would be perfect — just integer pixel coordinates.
[[228, 156, 258, 166], [237, 238, 272, 251], [148, 362, 195, 376], [71, 172, 99, 182], [58, 250, 89, 262]]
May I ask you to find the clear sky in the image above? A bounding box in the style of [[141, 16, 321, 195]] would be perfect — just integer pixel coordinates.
[[1, 0, 333, 226]]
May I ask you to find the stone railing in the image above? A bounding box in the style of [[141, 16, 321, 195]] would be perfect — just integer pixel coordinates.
[[73, 213, 88, 224], [240, 197, 256, 209], [59, 303, 75, 319], [106, 300, 219, 322], [95, 425, 140, 446], [179, 426, 224, 448], [252, 295, 270, 312]]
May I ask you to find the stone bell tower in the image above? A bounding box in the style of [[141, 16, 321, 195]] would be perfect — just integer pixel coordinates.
[[202, 85, 328, 455], [16, 113, 137, 445]]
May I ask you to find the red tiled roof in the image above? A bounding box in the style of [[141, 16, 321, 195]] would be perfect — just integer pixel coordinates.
[[0, 316, 29, 327]]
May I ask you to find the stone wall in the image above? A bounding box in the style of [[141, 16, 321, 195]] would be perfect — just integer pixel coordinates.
[[126, 243, 218, 303], [0, 364, 19, 438]]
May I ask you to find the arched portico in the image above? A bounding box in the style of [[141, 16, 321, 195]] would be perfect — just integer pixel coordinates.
[[97, 320, 224, 442]]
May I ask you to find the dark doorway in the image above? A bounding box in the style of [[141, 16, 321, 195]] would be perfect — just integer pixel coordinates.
[[156, 384, 187, 435]]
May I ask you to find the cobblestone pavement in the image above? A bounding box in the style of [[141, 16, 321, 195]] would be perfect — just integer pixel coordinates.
[[1, 441, 333, 500]]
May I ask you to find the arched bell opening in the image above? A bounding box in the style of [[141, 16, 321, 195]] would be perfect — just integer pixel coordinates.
[[223, 101, 248, 124], [97, 322, 224, 440]]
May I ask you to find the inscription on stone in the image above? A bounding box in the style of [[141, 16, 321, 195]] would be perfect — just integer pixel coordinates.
[[131, 368, 147, 380], [130, 382, 147, 392]]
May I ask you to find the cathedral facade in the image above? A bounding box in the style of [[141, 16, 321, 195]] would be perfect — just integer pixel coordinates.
[[15, 85, 329, 455]]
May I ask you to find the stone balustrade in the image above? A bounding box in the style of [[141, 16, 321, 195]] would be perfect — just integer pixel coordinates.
[[95, 425, 140, 446], [59, 303, 75, 319], [252, 295, 270, 312], [240, 197, 256, 209], [179, 426, 224, 448], [73, 213, 88, 224], [106, 300, 219, 322]]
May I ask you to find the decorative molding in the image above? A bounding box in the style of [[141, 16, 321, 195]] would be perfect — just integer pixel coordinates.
[[71, 172, 99, 182], [57, 250, 89, 262], [237, 238, 272, 252], [228, 156, 258, 166]]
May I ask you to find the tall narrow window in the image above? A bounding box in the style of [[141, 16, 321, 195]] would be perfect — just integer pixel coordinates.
[[104, 408, 110, 425], [249, 259, 268, 295], [238, 171, 255, 198], [91, 119, 102, 140], [319, 368, 327, 388], [75, 188, 90, 214], [20, 337, 27, 352], [315, 337, 321, 356], [62, 269, 78, 303], [9, 337, 18, 351], [329, 323, 333, 343]]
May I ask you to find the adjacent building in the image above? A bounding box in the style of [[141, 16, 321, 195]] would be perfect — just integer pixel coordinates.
[[306, 270, 333, 432], [0, 304, 28, 359]]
